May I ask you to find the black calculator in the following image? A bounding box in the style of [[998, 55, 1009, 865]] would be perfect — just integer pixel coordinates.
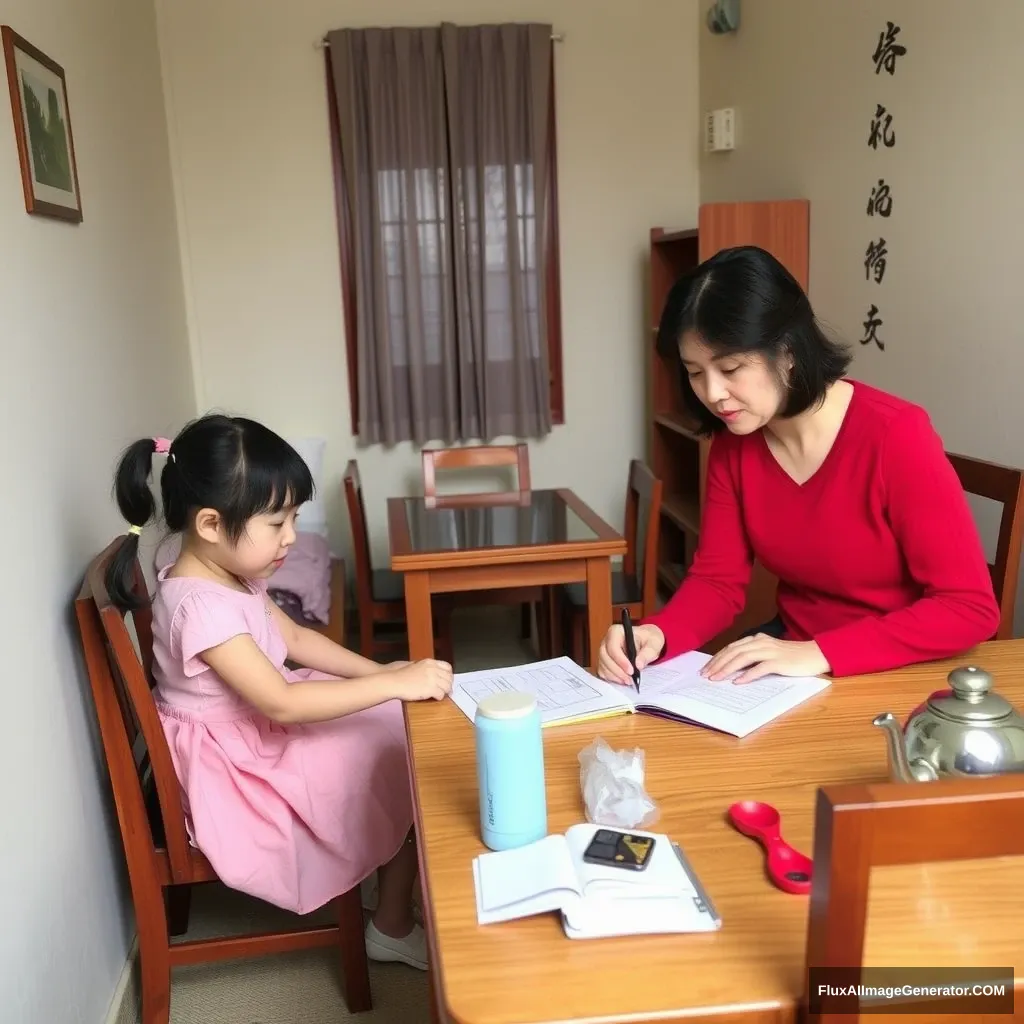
[[581, 828, 656, 871]]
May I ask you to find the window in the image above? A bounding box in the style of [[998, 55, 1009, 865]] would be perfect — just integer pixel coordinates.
[[377, 166, 448, 368], [324, 31, 563, 442]]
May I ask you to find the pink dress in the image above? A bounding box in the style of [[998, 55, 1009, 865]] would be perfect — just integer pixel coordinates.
[[150, 567, 413, 915]]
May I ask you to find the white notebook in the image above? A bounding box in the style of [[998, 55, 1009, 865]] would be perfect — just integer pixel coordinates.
[[451, 652, 830, 738], [473, 823, 721, 939]]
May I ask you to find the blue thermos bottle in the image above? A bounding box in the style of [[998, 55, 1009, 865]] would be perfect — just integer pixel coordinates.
[[474, 691, 547, 851]]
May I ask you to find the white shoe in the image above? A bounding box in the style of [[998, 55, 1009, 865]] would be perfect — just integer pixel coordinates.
[[364, 920, 428, 970]]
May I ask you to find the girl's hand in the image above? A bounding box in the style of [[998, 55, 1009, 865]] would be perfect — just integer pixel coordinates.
[[597, 623, 665, 685], [700, 635, 830, 684], [394, 659, 454, 701], [378, 660, 412, 672]]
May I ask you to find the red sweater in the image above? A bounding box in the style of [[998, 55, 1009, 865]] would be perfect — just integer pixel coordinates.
[[643, 381, 1000, 677]]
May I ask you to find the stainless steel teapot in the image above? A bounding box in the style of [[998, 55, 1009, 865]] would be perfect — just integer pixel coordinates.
[[873, 665, 1024, 782]]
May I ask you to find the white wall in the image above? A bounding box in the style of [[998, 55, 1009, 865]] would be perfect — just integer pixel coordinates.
[[154, 0, 701, 565], [0, 0, 194, 1020], [700, 0, 1024, 629]]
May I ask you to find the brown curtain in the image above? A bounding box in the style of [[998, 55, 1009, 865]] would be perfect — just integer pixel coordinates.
[[328, 23, 554, 446]]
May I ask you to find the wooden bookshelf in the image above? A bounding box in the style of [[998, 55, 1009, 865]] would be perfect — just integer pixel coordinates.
[[647, 199, 811, 653]]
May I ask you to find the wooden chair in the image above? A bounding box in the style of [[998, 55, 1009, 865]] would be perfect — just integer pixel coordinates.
[[343, 460, 453, 662], [804, 775, 1024, 1022], [947, 452, 1024, 639], [555, 460, 662, 664], [422, 443, 531, 506], [74, 538, 372, 1024], [420, 443, 549, 653]]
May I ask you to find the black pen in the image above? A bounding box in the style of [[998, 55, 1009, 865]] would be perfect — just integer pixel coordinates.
[[621, 607, 641, 693]]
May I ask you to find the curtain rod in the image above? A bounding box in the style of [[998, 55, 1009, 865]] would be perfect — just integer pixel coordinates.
[[316, 32, 564, 49]]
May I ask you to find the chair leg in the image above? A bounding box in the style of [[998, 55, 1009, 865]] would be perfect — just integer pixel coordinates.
[[546, 587, 563, 658], [518, 602, 532, 641], [571, 611, 586, 667], [433, 604, 455, 667], [164, 884, 192, 937], [336, 886, 372, 1013], [139, 890, 172, 1024], [537, 593, 552, 659], [359, 611, 374, 660]]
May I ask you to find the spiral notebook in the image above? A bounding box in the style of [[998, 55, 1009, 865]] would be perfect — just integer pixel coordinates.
[[450, 653, 829, 738], [472, 823, 721, 938]]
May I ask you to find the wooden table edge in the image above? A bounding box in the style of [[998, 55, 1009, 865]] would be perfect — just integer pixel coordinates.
[[390, 538, 627, 573], [404, 702, 456, 1024]]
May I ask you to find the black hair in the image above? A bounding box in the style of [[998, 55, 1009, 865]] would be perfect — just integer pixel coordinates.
[[106, 414, 314, 610], [655, 245, 852, 435]]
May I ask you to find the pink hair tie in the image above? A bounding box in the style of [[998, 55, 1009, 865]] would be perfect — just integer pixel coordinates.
[[153, 437, 172, 454]]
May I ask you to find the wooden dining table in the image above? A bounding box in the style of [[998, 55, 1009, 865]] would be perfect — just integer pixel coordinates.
[[387, 487, 627, 670], [403, 639, 1024, 1024]]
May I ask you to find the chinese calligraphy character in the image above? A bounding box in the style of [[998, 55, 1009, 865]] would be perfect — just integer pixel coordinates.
[[867, 178, 893, 217], [868, 104, 896, 149], [861, 305, 885, 350], [872, 21, 907, 75], [864, 238, 888, 283]]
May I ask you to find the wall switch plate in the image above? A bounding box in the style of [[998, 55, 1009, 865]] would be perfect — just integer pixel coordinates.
[[704, 107, 736, 152]]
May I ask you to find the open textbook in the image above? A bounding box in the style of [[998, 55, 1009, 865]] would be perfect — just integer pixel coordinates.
[[450, 652, 830, 738], [473, 823, 721, 939]]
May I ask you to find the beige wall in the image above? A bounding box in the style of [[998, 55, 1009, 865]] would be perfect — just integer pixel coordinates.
[[154, 0, 700, 564], [0, 0, 194, 1020], [700, 0, 1024, 629]]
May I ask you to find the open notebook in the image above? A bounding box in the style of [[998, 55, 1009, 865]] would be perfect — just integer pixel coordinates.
[[451, 652, 830, 738], [473, 823, 721, 939]]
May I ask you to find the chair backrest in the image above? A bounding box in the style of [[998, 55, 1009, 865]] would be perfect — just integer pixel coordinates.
[[804, 774, 1024, 1022], [622, 460, 663, 612], [946, 451, 1024, 639], [421, 444, 531, 502], [343, 459, 375, 611], [74, 537, 194, 886]]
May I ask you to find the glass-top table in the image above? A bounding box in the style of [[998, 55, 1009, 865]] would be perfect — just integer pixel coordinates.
[[386, 488, 626, 669], [395, 489, 601, 554]]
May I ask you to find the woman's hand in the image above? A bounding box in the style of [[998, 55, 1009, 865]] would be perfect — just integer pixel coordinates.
[[597, 623, 665, 685], [377, 660, 412, 673], [700, 634, 830, 684]]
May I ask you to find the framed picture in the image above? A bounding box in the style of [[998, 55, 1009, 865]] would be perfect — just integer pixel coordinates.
[[1, 26, 82, 222]]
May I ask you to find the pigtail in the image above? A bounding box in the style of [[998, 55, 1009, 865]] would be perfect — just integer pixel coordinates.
[[105, 438, 159, 611]]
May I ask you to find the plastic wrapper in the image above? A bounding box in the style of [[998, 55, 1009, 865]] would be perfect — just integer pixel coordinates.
[[577, 736, 659, 829]]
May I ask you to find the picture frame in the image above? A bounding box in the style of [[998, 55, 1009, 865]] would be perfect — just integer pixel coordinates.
[[1, 25, 82, 222]]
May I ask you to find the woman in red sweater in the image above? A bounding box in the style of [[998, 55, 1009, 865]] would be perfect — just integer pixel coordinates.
[[599, 245, 1000, 685]]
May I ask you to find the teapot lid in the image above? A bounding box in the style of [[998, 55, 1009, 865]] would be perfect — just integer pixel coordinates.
[[926, 666, 1014, 723]]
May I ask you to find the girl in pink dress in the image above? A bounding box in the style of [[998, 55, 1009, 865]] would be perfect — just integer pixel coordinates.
[[106, 414, 453, 970]]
